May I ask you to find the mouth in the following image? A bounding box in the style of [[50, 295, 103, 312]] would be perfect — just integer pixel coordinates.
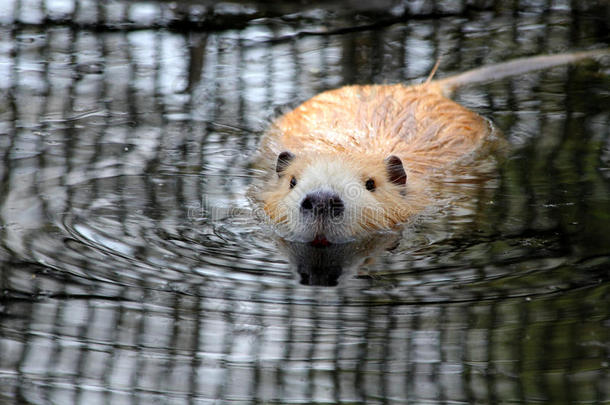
[[310, 234, 331, 247]]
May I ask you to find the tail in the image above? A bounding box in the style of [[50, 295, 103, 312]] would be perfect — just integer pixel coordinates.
[[434, 48, 610, 97]]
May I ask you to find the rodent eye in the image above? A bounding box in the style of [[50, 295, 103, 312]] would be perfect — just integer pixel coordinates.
[[289, 176, 297, 189], [365, 178, 376, 191]]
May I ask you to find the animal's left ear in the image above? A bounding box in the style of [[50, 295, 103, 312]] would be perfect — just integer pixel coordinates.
[[276, 151, 295, 176], [384, 155, 407, 186]]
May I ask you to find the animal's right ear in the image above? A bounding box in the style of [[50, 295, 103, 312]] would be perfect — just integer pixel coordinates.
[[384, 155, 407, 186], [276, 151, 295, 176]]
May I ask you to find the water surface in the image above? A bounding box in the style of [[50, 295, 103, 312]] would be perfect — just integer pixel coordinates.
[[1, 1, 609, 403]]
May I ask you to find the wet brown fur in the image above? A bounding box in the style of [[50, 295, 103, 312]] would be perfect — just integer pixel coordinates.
[[250, 50, 609, 240], [261, 152, 427, 231], [271, 82, 490, 175], [253, 82, 489, 237]]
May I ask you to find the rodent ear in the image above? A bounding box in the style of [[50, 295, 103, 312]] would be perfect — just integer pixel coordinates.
[[276, 151, 295, 175], [384, 155, 407, 186]]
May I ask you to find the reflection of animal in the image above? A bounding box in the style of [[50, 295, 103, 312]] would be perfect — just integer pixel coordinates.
[[279, 233, 401, 286], [250, 50, 609, 244]]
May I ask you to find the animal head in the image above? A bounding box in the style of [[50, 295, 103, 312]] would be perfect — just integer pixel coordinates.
[[257, 150, 423, 243]]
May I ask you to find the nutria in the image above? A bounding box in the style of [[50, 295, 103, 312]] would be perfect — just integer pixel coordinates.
[[249, 49, 609, 244]]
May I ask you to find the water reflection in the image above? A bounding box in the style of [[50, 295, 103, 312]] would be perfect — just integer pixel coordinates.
[[281, 233, 401, 286], [1, 0, 609, 404]]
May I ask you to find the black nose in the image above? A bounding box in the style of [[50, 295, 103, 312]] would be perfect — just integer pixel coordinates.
[[301, 191, 344, 218]]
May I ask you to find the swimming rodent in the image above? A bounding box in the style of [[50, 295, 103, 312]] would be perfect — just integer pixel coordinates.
[[249, 49, 609, 244]]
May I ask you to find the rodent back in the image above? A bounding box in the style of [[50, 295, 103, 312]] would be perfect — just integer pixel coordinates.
[[271, 83, 490, 174]]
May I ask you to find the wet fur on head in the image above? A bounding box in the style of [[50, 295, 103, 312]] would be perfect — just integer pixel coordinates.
[[248, 83, 488, 242], [251, 150, 427, 243]]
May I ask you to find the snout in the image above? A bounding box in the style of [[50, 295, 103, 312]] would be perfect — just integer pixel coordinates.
[[300, 191, 344, 218]]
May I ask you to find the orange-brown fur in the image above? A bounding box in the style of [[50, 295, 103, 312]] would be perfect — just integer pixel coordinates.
[[261, 152, 426, 230], [251, 82, 490, 242], [250, 50, 609, 242], [271, 83, 490, 175]]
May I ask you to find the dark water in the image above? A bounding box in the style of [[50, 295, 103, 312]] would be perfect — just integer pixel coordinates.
[[1, 1, 609, 404]]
